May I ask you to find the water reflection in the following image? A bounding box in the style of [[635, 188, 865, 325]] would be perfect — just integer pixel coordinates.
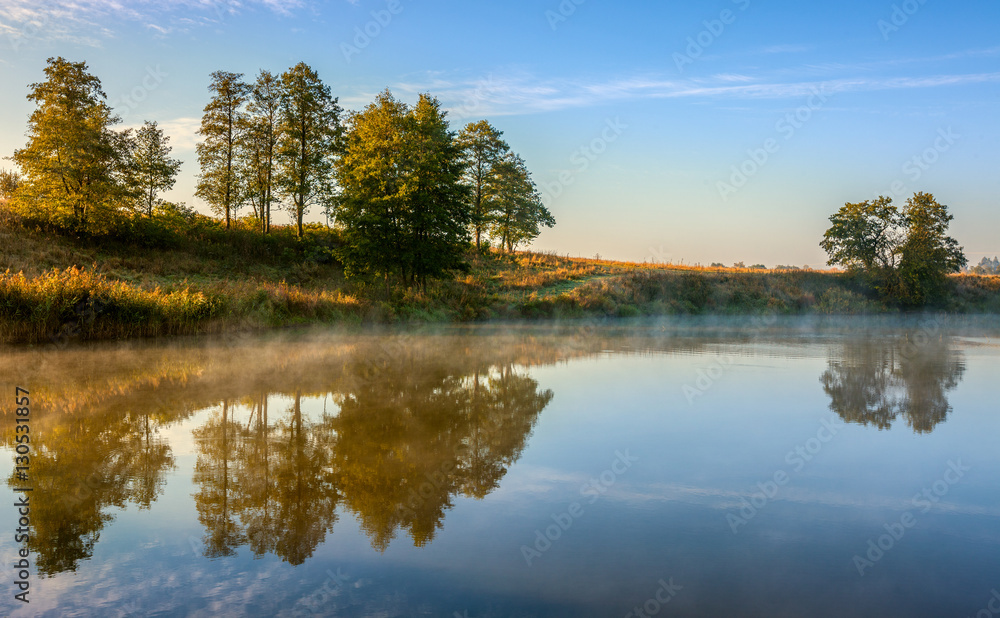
[[21, 408, 175, 576], [820, 336, 966, 433], [2, 323, 979, 580], [3, 332, 555, 573], [194, 395, 340, 564]]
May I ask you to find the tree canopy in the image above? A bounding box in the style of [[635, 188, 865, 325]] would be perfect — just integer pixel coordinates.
[[10, 57, 126, 231], [195, 71, 249, 229], [335, 90, 471, 288], [456, 120, 508, 250], [487, 152, 554, 254], [128, 120, 181, 217], [276, 62, 342, 238], [820, 192, 965, 305]]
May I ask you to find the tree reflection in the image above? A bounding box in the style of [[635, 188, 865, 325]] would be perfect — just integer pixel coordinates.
[[5, 409, 175, 576], [3, 331, 560, 573], [820, 336, 965, 433], [329, 360, 552, 550], [189, 354, 552, 557]]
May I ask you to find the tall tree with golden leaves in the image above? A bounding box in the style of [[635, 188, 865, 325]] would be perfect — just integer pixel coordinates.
[[10, 57, 126, 231]]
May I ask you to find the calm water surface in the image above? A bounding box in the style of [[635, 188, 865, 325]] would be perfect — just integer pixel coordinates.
[[2, 318, 999, 617]]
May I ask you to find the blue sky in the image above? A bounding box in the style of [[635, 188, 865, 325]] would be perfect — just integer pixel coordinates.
[[1, 0, 998, 266]]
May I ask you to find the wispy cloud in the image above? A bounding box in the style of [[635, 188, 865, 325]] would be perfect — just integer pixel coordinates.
[[384, 69, 1000, 118], [0, 0, 306, 49], [758, 44, 814, 55]]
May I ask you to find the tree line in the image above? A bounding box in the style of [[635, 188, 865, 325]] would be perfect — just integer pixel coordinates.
[[3, 57, 555, 288], [970, 256, 999, 275], [4, 58, 181, 228]]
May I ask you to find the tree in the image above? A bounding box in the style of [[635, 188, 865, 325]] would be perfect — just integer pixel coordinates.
[[335, 90, 411, 284], [276, 62, 342, 238], [129, 121, 181, 217], [820, 195, 903, 295], [335, 90, 471, 288], [896, 192, 967, 305], [0, 169, 20, 200], [820, 193, 965, 305], [239, 70, 282, 234], [487, 152, 554, 254], [196, 71, 249, 229], [971, 256, 999, 275], [404, 94, 473, 288], [456, 121, 508, 250], [10, 57, 127, 231]]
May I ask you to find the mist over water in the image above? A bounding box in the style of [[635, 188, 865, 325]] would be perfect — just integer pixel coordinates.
[[2, 317, 999, 616]]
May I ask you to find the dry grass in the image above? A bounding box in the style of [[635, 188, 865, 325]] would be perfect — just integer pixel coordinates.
[[0, 266, 365, 344]]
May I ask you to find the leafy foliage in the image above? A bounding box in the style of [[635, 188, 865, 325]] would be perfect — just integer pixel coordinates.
[[456, 121, 508, 249], [0, 169, 20, 199], [821, 192, 965, 306], [335, 90, 471, 288], [239, 70, 282, 234], [10, 57, 128, 232], [127, 121, 181, 217], [196, 71, 249, 229], [487, 152, 554, 253], [276, 62, 342, 238], [896, 192, 967, 305]]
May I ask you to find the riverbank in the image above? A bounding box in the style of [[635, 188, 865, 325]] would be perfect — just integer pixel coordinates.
[[2, 213, 999, 344]]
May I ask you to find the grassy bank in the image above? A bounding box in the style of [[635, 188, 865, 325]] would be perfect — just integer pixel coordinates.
[[2, 210, 999, 344]]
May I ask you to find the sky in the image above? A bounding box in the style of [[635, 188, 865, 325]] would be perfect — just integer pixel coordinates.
[[0, 0, 998, 267]]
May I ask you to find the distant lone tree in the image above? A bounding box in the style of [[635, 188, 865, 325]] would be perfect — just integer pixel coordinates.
[[821, 192, 965, 305]]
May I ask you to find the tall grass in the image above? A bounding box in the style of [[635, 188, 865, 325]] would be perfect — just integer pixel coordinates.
[[0, 266, 363, 343]]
